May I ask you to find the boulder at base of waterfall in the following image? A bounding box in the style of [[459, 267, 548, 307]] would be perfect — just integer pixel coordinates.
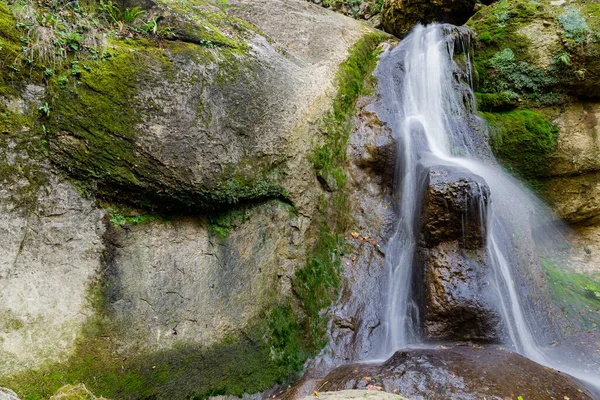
[[381, 0, 478, 37], [417, 166, 502, 342], [421, 166, 490, 250], [311, 347, 594, 400]]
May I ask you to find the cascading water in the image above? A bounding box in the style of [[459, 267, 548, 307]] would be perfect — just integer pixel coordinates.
[[375, 23, 600, 393]]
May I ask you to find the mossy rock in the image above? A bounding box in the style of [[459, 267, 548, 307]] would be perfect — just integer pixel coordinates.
[[381, 0, 477, 38], [467, 0, 600, 108]]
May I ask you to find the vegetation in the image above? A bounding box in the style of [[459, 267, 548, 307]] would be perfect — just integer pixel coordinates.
[[541, 258, 600, 332], [1, 22, 388, 397], [481, 109, 558, 181]]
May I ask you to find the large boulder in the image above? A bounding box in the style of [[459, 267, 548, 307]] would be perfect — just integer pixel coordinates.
[[308, 347, 595, 400], [381, 0, 478, 37], [417, 167, 502, 342]]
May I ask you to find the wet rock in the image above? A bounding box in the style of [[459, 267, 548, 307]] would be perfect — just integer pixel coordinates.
[[419, 241, 501, 341], [421, 167, 489, 250], [313, 347, 594, 400], [381, 0, 477, 37], [0, 388, 19, 400], [418, 167, 502, 342]]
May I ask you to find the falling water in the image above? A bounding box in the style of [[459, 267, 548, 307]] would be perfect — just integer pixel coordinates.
[[375, 23, 600, 392]]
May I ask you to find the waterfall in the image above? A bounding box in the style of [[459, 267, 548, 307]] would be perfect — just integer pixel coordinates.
[[375, 23, 600, 392]]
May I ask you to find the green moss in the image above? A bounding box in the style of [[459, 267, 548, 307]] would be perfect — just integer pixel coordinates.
[[541, 258, 600, 332], [298, 31, 388, 352], [481, 109, 558, 181], [4, 283, 306, 400]]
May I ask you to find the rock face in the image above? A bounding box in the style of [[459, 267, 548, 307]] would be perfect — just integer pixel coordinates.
[[418, 167, 502, 342], [467, 1, 600, 277], [310, 347, 594, 400], [381, 0, 477, 37], [0, 388, 19, 400], [0, 0, 385, 397]]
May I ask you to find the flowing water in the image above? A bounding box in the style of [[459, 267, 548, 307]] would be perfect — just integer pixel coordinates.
[[374, 23, 600, 392]]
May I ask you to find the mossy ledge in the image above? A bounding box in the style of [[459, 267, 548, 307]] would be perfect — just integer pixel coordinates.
[[2, 32, 389, 399]]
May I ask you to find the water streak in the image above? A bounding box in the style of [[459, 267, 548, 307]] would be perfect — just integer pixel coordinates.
[[376, 23, 600, 393]]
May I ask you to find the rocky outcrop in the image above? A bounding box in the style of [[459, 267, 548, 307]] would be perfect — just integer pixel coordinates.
[[301, 391, 407, 400], [305, 347, 594, 400], [418, 167, 502, 342], [0, 0, 386, 398], [381, 0, 478, 37], [467, 1, 600, 256]]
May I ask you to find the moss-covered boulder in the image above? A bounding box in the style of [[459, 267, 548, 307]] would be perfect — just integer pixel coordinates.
[[44, 0, 373, 213], [0, 0, 388, 398], [381, 0, 477, 37]]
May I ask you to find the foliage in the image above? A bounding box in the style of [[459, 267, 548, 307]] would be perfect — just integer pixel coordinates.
[[485, 48, 556, 96], [558, 7, 590, 45]]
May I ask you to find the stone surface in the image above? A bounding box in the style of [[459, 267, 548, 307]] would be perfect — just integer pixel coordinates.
[[311, 347, 595, 400], [105, 200, 303, 353], [315, 94, 396, 367], [418, 167, 502, 342], [0, 174, 105, 376], [421, 167, 489, 250], [0, 388, 19, 400], [48, 0, 371, 214], [0, 0, 378, 393], [300, 390, 407, 400], [381, 0, 477, 37]]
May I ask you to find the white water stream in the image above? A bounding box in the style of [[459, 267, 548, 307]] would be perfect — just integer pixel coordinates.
[[377, 23, 600, 393]]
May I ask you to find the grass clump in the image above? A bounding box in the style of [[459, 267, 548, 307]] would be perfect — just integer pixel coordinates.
[[481, 109, 558, 180]]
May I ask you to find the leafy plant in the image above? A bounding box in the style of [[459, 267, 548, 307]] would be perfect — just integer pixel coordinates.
[[122, 6, 146, 24], [558, 7, 590, 45], [38, 102, 50, 117]]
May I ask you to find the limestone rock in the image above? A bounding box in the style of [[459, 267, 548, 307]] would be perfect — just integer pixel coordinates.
[[381, 0, 477, 37], [46, 0, 371, 214]]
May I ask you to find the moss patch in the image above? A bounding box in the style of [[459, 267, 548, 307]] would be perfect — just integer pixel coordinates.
[[3, 307, 306, 399], [481, 109, 558, 181], [299, 32, 388, 351], [541, 258, 600, 332]]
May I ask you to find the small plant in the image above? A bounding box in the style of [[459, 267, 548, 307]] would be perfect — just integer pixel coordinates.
[[584, 284, 600, 300], [557, 53, 570, 66], [71, 60, 82, 75], [122, 6, 146, 24], [44, 68, 54, 77], [575, 68, 586, 80], [584, 246, 592, 255], [558, 7, 590, 45], [38, 102, 50, 117]]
